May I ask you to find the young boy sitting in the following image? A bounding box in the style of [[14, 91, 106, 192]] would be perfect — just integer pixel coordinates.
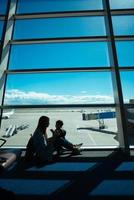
[[50, 120, 83, 155]]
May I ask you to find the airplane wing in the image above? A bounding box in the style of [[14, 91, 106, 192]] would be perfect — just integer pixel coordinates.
[[2, 109, 15, 119]]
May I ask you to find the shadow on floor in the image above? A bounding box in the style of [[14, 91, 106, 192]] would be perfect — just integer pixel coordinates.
[[0, 149, 134, 200]]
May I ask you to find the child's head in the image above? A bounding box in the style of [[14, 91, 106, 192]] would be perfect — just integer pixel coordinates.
[[56, 120, 63, 128]]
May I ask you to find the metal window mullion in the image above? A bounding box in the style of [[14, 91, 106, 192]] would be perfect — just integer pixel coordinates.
[[13, 9, 134, 20], [0, 0, 18, 127], [111, 9, 134, 16], [115, 35, 134, 41], [0, 1, 10, 64], [0, 15, 5, 20], [119, 67, 134, 71], [0, 0, 11, 127], [10, 35, 134, 45], [1, 103, 115, 110], [5, 66, 134, 74], [14, 10, 104, 19], [10, 36, 107, 45], [5, 67, 111, 74], [103, 0, 129, 155]]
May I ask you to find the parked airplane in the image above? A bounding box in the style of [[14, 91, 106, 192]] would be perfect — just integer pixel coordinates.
[[3, 123, 29, 138], [17, 124, 29, 131], [2, 109, 15, 119], [3, 124, 17, 138]]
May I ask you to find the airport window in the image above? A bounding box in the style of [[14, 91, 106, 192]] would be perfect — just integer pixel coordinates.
[[0, 0, 134, 150], [13, 17, 106, 39], [17, 0, 103, 14], [116, 41, 134, 67], [9, 42, 110, 70], [120, 72, 134, 104], [0, 107, 118, 148], [120, 71, 134, 143], [0, 0, 8, 15], [109, 0, 134, 9], [112, 16, 134, 36], [4, 72, 114, 105]]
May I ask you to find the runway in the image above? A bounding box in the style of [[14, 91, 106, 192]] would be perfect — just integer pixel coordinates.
[[0, 108, 119, 148]]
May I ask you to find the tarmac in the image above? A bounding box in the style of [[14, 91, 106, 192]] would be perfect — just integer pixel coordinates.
[[0, 108, 119, 148]]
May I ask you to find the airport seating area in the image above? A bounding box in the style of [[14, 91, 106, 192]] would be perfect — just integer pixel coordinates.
[[0, 0, 134, 199], [0, 146, 134, 200]]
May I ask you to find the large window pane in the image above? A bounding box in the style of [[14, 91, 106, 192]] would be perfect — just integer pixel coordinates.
[[13, 17, 106, 39], [125, 104, 134, 147], [112, 16, 134, 36], [110, 0, 134, 9], [0, 107, 118, 148], [120, 71, 134, 146], [116, 41, 134, 67], [4, 72, 114, 105], [9, 42, 110, 69], [120, 72, 134, 104], [0, 20, 4, 39], [0, 0, 8, 14], [17, 0, 103, 14]]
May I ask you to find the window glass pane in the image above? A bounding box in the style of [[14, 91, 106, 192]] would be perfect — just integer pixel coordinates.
[[112, 16, 134, 36], [110, 0, 134, 9], [13, 17, 106, 39], [0, 20, 4, 38], [4, 72, 114, 105], [9, 42, 110, 69], [17, 0, 103, 14], [120, 72, 134, 104], [116, 41, 134, 67], [120, 71, 134, 146], [125, 104, 134, 147], [0, 107, 118, 148], [0, 0, 8, 14]]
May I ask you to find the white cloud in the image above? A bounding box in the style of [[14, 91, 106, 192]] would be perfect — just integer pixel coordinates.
[[4, 89, 114, 104]]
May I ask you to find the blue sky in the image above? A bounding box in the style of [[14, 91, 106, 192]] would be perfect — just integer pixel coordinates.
[[9, 42, 109, 69], [1, 0, 134, 14], [0, 0, 8, 14], [16, 0, 134, 13], [13, 15, 134, 39], [1, 0, 134, 105], [13, 17, 106, 39], [5, 72, 114, 104], [16, 0, 103, 13]]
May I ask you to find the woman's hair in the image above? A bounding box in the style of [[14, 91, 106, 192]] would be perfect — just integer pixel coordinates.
[[38, 116, 49, 128]]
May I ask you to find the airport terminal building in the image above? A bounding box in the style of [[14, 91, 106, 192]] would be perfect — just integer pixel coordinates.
[[0, 0, 134, 152], [1, 1, 134, 200]]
